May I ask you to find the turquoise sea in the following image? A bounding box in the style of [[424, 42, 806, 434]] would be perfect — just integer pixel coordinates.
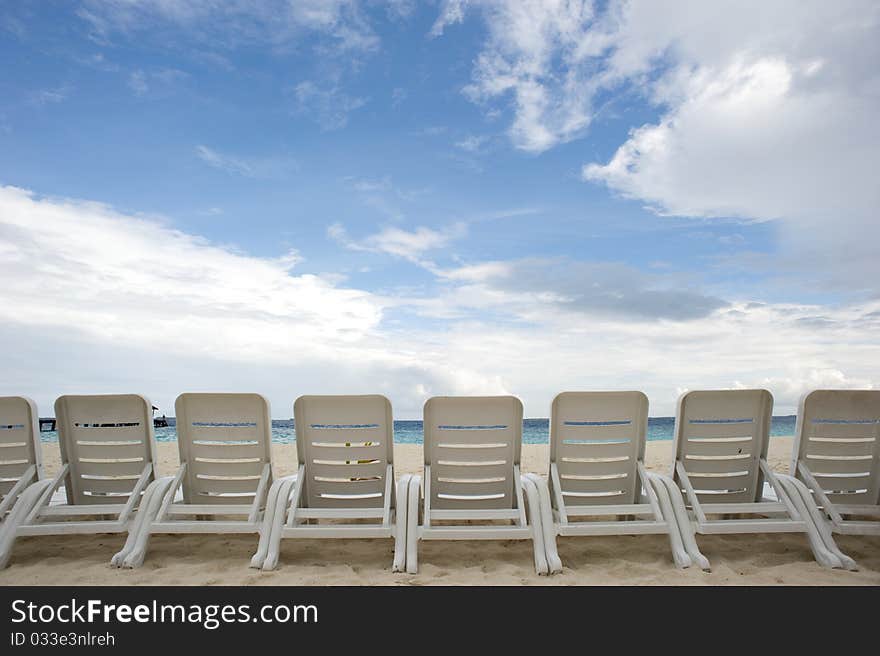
[[39, 416, 798, 444]]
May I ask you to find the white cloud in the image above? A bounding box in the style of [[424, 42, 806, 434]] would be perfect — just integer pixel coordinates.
[[127, 70, 149, 96], [127, 68, 188, 96], [196, 145, 253, 176], [348, 176, 392, 193], [28, 86, 71, 106], [395, 298, 880, 416], [292, 81, 367, 130], [391, 87, 407, 108], [194, 145, 297, 179], [0, 185, 511, 417], [329, 222, 467, 266], [434, 257, 727, 321], [2, 186, 878, 418], [580, 1, 880, 291], [434, 0, 602, 152], [77, 0, 381, 53], [735, 370, 874, 411], [454, 134, 489, 153], [438, 1, 880, 290]]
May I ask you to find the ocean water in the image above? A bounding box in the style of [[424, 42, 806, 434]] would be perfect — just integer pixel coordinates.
[[38, 416, 798, 444]]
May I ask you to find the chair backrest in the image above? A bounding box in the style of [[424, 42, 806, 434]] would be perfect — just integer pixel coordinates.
[[550, 391, 648, 506], [55, 394, 157, 505], [674, 389, 772, 504], [175, 393, 273, 505], [294, 395, 393, 509], [793, 390, 880, 506], [423, 396, 522, 510], [0, 396, 42, 501]]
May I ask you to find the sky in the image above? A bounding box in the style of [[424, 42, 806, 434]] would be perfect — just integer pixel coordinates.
[[0, 1, 878, 418]]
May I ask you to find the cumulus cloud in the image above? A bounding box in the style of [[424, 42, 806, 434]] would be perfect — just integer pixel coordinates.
[[435, 0, 601, 152], [735, 369, 874, 411], [0, 185, 510, 416], [438, 1, 880, 291], [2, 186, 878, 417], [581, 2, 880, 290], [399, 298, 880, 416]]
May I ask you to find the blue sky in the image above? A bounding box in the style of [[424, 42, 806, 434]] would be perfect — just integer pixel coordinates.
[[1, 1, 878, 418]]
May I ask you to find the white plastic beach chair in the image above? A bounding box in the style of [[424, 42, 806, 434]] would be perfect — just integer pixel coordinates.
[[0, 397, 43, 522], [544, 391, 707, 569], [791, 389, 880, 536], [250, 395, 406, 571], [656, 389, 855, 570], [0, 394, 158, 569], [404, 396, 559, 575], [112, 393, 275, 568]]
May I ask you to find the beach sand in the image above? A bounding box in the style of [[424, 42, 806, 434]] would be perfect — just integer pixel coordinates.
[[1, 438, 878, 586]]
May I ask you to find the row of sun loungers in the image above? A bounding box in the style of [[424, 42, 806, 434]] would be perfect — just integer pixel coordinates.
[[0, 389, 877, 572]]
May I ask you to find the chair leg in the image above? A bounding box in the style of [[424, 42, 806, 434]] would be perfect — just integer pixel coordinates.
[[405, 475, 420, 574], [521, 476, 549, 575], [111, 476, 172, 567], [261, 477, 298, 571], [775, 474, 855, 570], [392, 474, 411, 573], [250, 476, 294, 569], [0, 479, 54, 570], [524, 473, 562, 573], [119, 477, 177, 569], [647, 473, 692, 569], [651, 473, 710, 571]]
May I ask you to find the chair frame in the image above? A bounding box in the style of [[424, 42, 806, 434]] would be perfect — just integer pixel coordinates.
[[0, 394, 158, 569], [405, 396, 557, 575], [112, 393, 275, 568], [0, 396, 44, 521], [791, 389, 880, 536], [667, 389, 855, 569], [545, 391, 706, 569], [250, 395, 404, 572]]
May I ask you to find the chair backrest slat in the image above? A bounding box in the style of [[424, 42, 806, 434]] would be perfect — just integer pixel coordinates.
[[55, 394, 157, 505], [424, 396, 522, 510], [295, 395, 393, 509], [175, 393, 272, 505], [674, 390, 772, 504], [794, 390, 880, 506], [0, 396, 42, 500], [550, 391, 647, 505]]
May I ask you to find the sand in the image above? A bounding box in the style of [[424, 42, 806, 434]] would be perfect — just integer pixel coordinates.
[[1, 438, 878, 586]]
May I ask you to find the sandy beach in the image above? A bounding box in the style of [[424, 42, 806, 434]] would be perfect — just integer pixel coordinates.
[[1, 437, 878, 586]]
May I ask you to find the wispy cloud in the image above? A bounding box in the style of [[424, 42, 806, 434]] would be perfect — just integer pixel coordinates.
[[435, 257, 728, 321], [292, 81, 367, 130], [391, 87, 407, 108], [2, 186, 878, 417], [328, 221, 467, 267], [128, 68, 188, 96], [128, 70, 148, 96], [433, 1, 599, 152], [28, 85, 71, 107], [195, 145, 298, 179], [76, 0, 384, 54], [454, 134, 489, 153]]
